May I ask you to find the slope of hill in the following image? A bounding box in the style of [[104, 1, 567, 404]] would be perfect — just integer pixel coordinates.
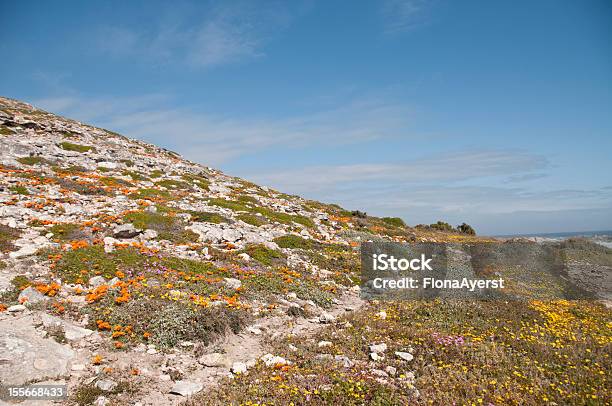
[[0, 96, 609, 405]]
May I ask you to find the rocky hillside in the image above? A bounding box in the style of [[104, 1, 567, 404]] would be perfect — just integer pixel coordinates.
[[0, 96, 609, 405]]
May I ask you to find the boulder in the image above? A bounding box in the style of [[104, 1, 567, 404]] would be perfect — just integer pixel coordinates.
[[40, 313, 94, 341], [231, 362, 248, 374], [223, 277, 242, 290], [369, 343, 387, 353], [198, 352, 228, 367], [89, 276, 107, 288], [319, 312, 335, 324], [18, 287, 48, 305], [9, 244, 38, 259], [0, 316, 75, 385], [395, 351, 414, 362], [113, 223, 141, 239], [96, 379, 117, 392]]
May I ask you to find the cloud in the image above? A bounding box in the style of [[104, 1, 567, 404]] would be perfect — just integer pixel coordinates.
[[246, 150, 612, 233], [33, 93, 416, 166], [381, 0, 429, 34], [31, 92, 612, 235], [251, 150, 548, 190], [98, 2, 297, 68]]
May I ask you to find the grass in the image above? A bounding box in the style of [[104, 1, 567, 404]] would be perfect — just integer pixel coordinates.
[[128, 188, 172, 200], [181, 173, 211, 190], [0, 275, 31, 305], [274, 234, 313, 249], [123, 211, 199, 243], [73, 381, 133, 406], [54, 177, 109, 196], [123, 170, 150, 181], [58, 141, 94, 153], [49, 223, 88, 241], [207, 198, 315, 228], [0, 224, 19, 252], [253, 206, 315, 228], [237, 213, 267, 226], [0, 125, 14, 135], [194, 299, 611, 405], [208, 198, 251, 212], [44, 245, 145, 283], [155, 179, 190, 189], [244, 244, 284, 266], [10, 185, 29, 195], [100, 176, 134, 187], [17, 156, 50, 166], [91, 299, 250, 349], [189, 211, 228, 224], [243, 270, 333, 307], [48, 244, 218, 284]]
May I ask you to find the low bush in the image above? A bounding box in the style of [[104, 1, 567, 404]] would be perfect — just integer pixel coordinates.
[[58, 141, 94, 153]]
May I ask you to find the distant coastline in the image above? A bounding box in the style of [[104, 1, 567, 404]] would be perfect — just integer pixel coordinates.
[[494, 230, 612, 239], [493, 230, 612, 249]]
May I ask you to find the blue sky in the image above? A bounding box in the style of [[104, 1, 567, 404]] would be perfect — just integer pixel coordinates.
[[1, 0, 611, 235]]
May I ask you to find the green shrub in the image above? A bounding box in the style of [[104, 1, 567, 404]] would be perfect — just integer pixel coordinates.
[[253, 207, 315, 228], [17, 156, 50, 166], [428, 221, 454, 232], [155, 179, 190, 189], [382, 217, 405, 227], [181, 173, 210, 190], [49, 223, 87, 241], [9, 185, 29, 195], [93, 299, 250, 349], [100, 176, 134, 187], [274, 234, 313, 249], [189, 211, 228, 224], [208, 198, 250, 212], [244, 244, 283, 265], [237, 214, 267, 226], [457, 222, 476, 235], [128, 188, 171, 200], [58, 141, 94, 153], [123, 170, 149, 181], [123, 211, 198, 243], [47, 245, 145, 283]]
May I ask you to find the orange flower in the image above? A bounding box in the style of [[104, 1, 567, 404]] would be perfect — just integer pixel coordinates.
[[92, 355, 103, 365], [115, 271, 125, 279], [0, 304, 7, 312], [143, 332, 151, 340], [112, 331, 126, 338], [69, 240, 89, 250], [130, 368, 140, 375], [86, 285, 108, 303], [114, 341, 124, 349], [96, 320, 112, 330]]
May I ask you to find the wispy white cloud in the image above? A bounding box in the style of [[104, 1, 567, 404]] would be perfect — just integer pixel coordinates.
[[246, 150, 612, 231], [98, 2, 297, 68], [32, 92, 612, 235], [34, 93, 416, 166], [381, 0, 430, 34], [251, 150, 548, 190]]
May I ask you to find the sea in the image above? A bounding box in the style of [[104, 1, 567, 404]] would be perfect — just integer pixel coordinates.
[[494, 230, 612, 249]]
